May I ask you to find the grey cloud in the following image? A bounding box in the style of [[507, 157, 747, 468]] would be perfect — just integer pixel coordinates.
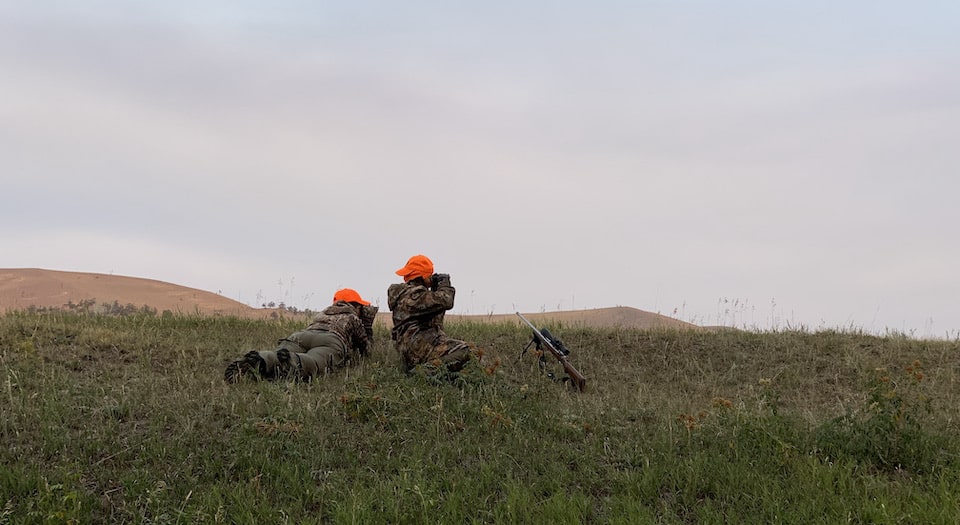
[[3, 2, 960, 335]]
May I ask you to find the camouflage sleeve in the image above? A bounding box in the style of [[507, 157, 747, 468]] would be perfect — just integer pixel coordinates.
[[432, 277, 455, 311], [397, 282, 456, 316], [345, 314, 371, 356], [360, 305, 378, 342], [387, 283, 405, 312]]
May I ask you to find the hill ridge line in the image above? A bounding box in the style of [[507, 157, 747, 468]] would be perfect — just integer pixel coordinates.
[[0, 268, 696, 329]]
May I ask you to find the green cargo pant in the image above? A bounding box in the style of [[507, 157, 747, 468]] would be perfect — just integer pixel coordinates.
[[224, 329, 348, 383]]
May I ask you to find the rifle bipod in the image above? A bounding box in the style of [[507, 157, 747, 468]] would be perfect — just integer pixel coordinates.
[[515, 312, 587, 392], [516, 332, 576, 387], [517, 334, 582, 390]]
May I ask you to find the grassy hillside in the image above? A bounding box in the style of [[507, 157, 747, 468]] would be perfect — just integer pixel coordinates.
[[1, 312, 959, 523]]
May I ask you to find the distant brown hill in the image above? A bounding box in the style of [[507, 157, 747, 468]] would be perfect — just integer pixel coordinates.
[[0, 268, 698, 329], [0, 268, 258, 317]]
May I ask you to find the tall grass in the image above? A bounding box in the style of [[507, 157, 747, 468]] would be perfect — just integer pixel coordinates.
[[1, 312, 958, 523]]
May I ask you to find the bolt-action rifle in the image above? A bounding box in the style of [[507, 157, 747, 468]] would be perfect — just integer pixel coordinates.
[[516, 312, 586, 392]]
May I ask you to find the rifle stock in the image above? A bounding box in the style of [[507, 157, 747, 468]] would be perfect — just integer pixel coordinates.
[[516, 312, 586, 392]]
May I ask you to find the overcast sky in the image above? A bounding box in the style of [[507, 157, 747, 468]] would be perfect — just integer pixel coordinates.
[[3, 1, 958, 337]]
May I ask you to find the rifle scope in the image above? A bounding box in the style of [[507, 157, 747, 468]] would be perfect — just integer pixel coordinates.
[[539, 328, 570, 356]]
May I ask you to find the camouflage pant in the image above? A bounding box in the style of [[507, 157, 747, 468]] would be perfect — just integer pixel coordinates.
[[225, 329, 348, 383], [396, 333, 475, 373], [427, 342, 474, 373]]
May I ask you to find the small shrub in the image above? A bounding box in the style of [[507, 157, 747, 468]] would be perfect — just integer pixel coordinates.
[[815, 361, 954, 474]]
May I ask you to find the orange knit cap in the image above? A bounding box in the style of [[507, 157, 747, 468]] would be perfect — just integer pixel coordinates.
[[333, 288, 370, 305], [395, 254, 434, 282]]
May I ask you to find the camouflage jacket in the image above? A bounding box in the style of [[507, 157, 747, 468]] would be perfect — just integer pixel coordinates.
[[387, 276, 456, 361], [304, 301, 376, 356]]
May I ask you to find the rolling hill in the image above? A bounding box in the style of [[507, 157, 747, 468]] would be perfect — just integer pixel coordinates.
[[0, 268, 697, 329], [0, 268, 257, 317]]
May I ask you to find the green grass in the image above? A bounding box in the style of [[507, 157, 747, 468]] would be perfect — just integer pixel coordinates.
[[1, 312, 959, 523]]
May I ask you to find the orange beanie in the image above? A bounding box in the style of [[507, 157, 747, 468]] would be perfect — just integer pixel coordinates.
[[333, 288, 370, 305], [395, 254, 434, 282]]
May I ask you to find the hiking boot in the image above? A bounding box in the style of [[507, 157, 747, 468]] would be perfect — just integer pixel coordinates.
[[276, 347, 300, 380], [224, 351, 266, 383]]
